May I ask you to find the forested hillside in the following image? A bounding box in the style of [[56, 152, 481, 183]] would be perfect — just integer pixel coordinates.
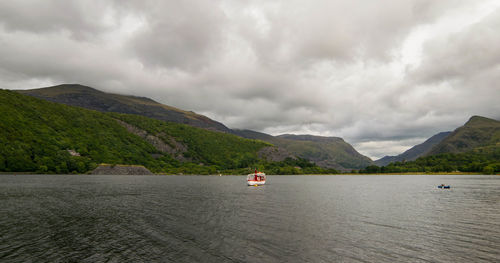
[[0, 89, 158, 173], [0, 90, 335, 174], [361, 147, 499, 174]]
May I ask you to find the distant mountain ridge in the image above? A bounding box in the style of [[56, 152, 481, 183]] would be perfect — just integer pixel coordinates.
[[375, 131, 451, 166], [374, 116, 500, 167], [362, 115, 500, 174], [19, 84, 231, 133], [427, 116, 500, 155], [234, 130, 373, 171]]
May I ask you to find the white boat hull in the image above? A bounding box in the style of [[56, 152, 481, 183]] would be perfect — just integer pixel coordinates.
[[247, 171, 266, 186], [247, 180, 266, 186]]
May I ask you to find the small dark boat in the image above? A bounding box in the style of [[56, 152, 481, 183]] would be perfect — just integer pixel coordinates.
[[438, 184, 450, 189]]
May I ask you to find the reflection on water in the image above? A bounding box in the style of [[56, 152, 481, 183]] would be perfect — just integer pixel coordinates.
[[0, 174, 499, 262]]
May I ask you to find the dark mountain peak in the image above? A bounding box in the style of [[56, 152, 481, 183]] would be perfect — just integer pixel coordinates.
[[22, 84, 102, 96], [464, 115, 499, 127], [17, 84, 231, 133], [52, 83, 97, 90], [31, 84, 159, 104], [277, 134, 343, 142]]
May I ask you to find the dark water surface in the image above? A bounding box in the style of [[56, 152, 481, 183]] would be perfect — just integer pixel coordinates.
[[1, 175, 499, 262]]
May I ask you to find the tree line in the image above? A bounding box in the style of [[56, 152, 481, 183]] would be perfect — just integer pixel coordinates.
[[359, 147, 500, 174]]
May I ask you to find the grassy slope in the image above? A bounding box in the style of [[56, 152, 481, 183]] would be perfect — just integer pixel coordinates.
[[427, 116, 500, 155], [276, 135, 373, 170]]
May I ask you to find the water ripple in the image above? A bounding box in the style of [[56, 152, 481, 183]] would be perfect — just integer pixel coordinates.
[[0, 174, 499, 262]]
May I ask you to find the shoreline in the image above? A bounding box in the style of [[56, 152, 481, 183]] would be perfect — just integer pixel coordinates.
[[1, 172, 496, 176]]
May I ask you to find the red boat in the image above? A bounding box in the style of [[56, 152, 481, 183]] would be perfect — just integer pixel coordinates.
[[247, 170, 266, 186]]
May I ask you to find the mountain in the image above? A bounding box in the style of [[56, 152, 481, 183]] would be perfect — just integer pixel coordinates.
[[427, 116, 500, 155], [374, 131, 451, 166], [18, 84, 231, 133], [233, 130, 373, 171], [361, 116, 500, 174], [1, 89, 334, 174], [19, 84, 372, 170]]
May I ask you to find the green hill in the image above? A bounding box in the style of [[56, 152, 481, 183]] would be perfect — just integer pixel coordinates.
[[1, 89, 333, 174], [233, 130, 372, 170], [427, 116, 500, 155], [0, 89, 158, 173], [361, 116, 500, 174], [18, 84, 231, 133]]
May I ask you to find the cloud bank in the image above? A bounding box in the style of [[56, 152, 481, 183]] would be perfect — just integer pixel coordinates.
[[1, 0, 499, 159]]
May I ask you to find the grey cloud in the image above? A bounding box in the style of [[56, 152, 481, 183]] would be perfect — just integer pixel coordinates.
[[405, 8, 500, 126], [0, 30, 125, 86], [411, 9, 500, 84], [0, 0, 112, 39], [123, 1, 226, 70], [229, 0, 468, 65]]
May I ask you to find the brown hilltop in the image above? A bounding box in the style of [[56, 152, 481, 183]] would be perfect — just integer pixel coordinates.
[[19, 84, 231, 133]]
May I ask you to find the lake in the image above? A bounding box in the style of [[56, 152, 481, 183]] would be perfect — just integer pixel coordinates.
[[1, 174, 499, 262]]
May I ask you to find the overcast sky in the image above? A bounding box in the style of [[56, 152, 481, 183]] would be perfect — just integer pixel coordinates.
[[1, 0, 499, 159]]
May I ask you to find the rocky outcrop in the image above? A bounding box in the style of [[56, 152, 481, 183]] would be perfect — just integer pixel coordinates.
[[115, 119, 190, 162], [258, 146, 295, 162], [91, 164, 153, 175]]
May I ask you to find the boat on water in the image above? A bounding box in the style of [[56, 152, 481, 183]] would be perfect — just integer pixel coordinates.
[[438, 184, 451, 189], [247, 170, 266, 186]]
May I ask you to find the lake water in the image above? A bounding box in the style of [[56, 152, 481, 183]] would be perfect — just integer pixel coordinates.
[[0, 175, 499, 262]]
